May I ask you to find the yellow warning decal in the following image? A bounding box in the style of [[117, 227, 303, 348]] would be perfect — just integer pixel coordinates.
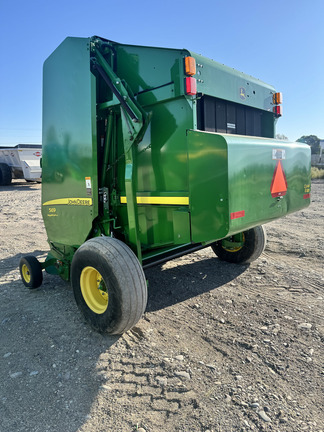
[[120, 196, 189, 205], [43, 198, 93, 206]]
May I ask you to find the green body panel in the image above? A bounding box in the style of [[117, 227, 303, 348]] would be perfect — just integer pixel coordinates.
[[188, 131, 228, 242], [126, 98, 192, 192], [115, 96, 193, 250], [225, 135, 310, 230], [188, 131, 311, 243], [115, 44, 188, 99], [40, 36, 311, 274], [42, 38, 98, 248], [190, 52, 275, 110]]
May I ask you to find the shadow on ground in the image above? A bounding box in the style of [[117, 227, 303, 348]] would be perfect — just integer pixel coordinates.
[[0, 251, 47, 277], [1, 270, 119, 432], [145, 254, 247, 312], [0, 180, 40, 191]]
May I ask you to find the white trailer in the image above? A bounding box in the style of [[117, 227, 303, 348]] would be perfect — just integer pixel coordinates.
[[0, 144, 42, 185]]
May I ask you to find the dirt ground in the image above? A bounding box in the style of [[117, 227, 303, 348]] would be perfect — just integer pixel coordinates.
[[0, 180, 323, 432]]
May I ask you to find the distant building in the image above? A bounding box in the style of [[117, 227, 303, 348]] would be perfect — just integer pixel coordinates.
[[312, 140, 324, 166], [320, 140, 324, 163]]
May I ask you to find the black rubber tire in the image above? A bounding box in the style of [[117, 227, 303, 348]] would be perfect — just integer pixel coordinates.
[[0, 163, 12, 186], [19, 256, 43, 289], [211, 225, 267, 264], [71, 237, 147, 335]]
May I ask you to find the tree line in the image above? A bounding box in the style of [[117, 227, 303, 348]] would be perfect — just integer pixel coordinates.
[[276, 134, 322, 154]]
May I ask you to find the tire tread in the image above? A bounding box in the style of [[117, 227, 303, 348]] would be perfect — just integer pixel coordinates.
[[72, 237, 147, 334], [19, 255, 43, 289], [212, 225, 267, 264], [0, 163, 12, 186]]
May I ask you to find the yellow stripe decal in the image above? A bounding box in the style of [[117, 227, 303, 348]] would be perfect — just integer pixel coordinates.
[[43, 198, 93, 206], [120, 196, 189, 205]]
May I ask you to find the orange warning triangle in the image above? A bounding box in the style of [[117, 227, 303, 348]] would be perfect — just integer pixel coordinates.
[[270, 160, 287, 198]]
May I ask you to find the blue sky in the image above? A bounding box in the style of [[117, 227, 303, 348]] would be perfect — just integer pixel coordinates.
[[0, 0, 323, 145]]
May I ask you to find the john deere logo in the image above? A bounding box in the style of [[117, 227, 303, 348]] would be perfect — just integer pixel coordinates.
[[239, 87, 246, 100]]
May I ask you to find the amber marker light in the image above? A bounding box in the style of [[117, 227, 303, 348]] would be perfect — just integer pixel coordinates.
[[185, 56, 196, 76], [273, 92, 283, 105]]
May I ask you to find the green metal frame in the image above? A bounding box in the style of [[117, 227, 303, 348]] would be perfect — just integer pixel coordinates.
[[91, 42, 147, 260]]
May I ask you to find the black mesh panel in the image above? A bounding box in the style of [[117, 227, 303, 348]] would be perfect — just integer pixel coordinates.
[[197, 96, 266, 137]]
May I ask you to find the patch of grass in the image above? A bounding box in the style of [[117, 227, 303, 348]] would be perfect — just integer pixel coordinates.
[[311, 167, 324, 179]]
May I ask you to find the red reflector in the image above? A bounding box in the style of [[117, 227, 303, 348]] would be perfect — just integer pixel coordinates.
[[303, 193, 310, 199], [230, 210, 245, 220], [273, 105, 282, 117], [185, 77, 197, 95]]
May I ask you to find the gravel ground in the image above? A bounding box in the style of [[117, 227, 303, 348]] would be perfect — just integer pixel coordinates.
[[0, 179, 323, 432]]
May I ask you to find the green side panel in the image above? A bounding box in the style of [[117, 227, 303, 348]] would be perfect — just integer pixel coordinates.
[[136, 98, 193, 192], [225, 134, 311, 233], [42, 37, 98, 247], [189, 51, 275, 112], [115, 44, 187, 98], [188, 131, 311, 243], [173, 210, 191, 244], [120, 205, 175, 248], [188, 131, 229, 242], [116, 96, 193, 249], [121, 205, 191, 249]]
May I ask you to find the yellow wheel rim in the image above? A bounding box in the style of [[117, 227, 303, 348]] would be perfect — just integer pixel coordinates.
[[223, 244, 243, 253], [222, 233, 245, 253], [80, 266, 108, 314], [22, 264, 31, 283]]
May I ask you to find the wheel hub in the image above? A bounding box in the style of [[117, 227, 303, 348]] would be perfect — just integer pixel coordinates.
[[21, 264, 31, 283], [80, 266, 108, 314], [222, 233, 245, 252]]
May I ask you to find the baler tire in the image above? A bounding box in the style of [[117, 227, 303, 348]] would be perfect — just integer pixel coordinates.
[[71, 237, 147, 335], [19, 256, 43, 289], [211, 225, 267, 264], [0, 163, 12, 186]]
